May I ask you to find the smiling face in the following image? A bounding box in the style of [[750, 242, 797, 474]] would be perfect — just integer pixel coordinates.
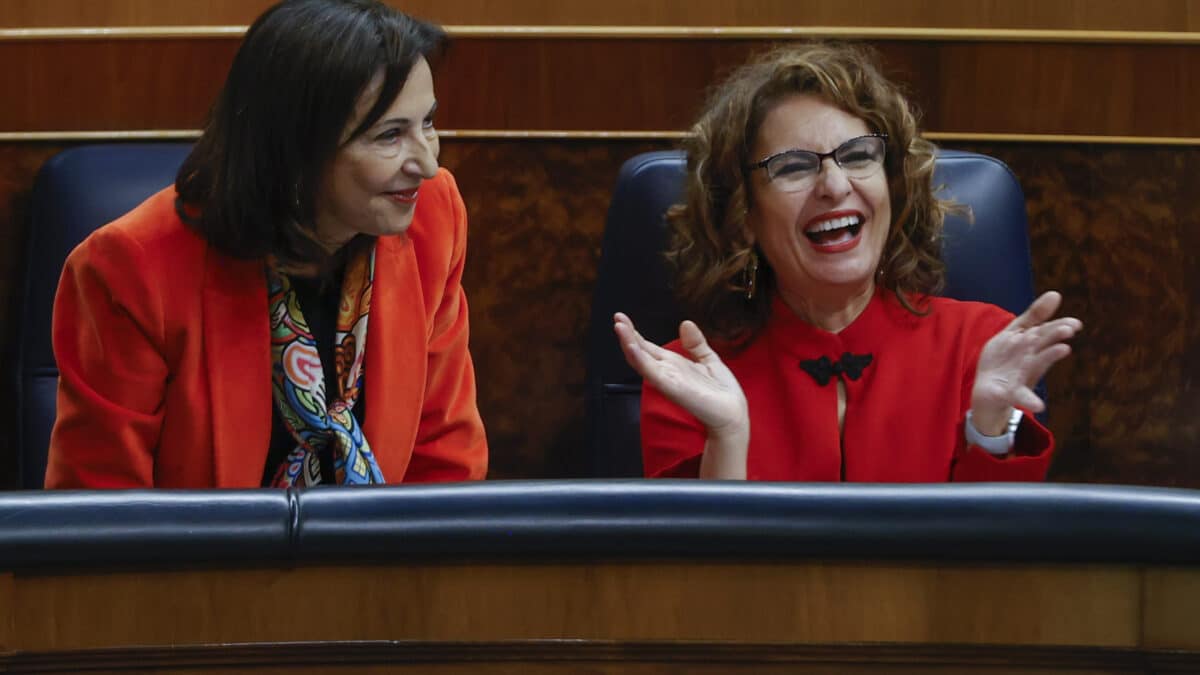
[[747, 93, 892, 313], [314, 57, 440, 248]]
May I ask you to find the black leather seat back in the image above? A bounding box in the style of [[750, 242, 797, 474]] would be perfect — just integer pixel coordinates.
[[14, 143, 193, 488]]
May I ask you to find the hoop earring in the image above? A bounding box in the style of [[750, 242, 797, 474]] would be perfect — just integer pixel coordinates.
[[743, 250, 759, 301]]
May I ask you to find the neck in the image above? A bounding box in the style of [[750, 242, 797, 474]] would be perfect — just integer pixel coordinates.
[[778, 279, 876, 333], [276, 238, 358, 280]]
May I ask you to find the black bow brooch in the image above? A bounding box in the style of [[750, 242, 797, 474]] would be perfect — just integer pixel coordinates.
[[799, 352, 874, 386]]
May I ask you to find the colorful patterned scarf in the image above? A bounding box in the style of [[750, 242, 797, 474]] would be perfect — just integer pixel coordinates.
[[266, 244, 385, 487]]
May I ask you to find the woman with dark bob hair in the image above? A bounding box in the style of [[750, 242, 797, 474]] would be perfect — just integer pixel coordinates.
[[46, 0, 486, 487], [615, 43, 1080, 481]]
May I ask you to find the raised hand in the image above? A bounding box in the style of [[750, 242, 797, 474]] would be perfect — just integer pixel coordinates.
[[613, 313, 749, 440], [970, 291, 1082, 435]]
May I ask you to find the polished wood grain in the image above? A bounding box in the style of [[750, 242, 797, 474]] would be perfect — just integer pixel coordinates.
[[2, 562, 1196, 673], [1143, 568, 1200, 649], [3, 0, 1200, 31], [2, 562, 1145, 650], [958, 143, 1200, 488], [439, 140, 661, 477], [0, 39, 234, 131], [1, 38, 1198, 139], [0, 572, 13, 651]]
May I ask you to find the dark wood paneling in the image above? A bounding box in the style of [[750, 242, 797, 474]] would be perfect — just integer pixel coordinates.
[[439, 140, 665, 477], [1, 38, 1198, 139], [0, 39, 237, 131], [3, 0, 1199, 31], [1, 141, 1198, 486], [960, 143, 1200, 488]]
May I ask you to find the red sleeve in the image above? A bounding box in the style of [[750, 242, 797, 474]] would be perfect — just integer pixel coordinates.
[[46, 227, 168, 488], [952, 414, 1055, 481], [639, 341, 705, 478], [403, 170, 488, 482], [949, 304, 1055, 482]]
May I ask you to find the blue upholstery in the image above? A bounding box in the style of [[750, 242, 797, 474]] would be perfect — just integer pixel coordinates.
[[14, 143, 193, 489], [2, 483, 1200, 568], [585, 150, 1038, 477], [0, 490, 291, 567]]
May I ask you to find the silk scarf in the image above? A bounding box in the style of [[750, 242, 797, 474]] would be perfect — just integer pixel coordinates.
[[266, 245, 385, 486]]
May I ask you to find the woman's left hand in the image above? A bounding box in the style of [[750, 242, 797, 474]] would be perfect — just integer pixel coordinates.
[[970, 291, 1082, 435]]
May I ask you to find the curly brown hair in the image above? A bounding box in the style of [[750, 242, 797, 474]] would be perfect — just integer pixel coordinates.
[[668, 42, 951, 344]]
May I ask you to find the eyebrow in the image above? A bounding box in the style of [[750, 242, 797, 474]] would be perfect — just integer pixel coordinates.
[[373, 100, 438, 129]]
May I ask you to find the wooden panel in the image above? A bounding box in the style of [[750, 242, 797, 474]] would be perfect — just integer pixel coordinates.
[[2, 38, 1198, 139], [0, 39, 236, 131], [922, 43, 1199, 137], [440, 140, 664, 477], [959, 143, 1200, 487], [0, 572, 12, 651], [7, 562, 1141, 651], [1143, 568, 1200, 649], [2, 0, 1199, 31]]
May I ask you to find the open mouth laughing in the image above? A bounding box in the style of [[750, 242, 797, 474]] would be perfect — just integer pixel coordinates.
[[804, 211, 864, 253]]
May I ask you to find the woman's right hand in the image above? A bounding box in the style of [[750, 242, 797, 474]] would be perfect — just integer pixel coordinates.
[[613, 313, 749, 442]]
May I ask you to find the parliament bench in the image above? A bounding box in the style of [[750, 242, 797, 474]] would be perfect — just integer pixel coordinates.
[[1, 481, 1198, 673]]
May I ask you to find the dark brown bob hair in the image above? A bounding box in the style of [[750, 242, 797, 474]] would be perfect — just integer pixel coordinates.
[[175, 0, 444, 267], [669, 42, 951, 344]]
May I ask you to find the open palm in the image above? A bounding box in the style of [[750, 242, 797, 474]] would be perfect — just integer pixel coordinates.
[[971, 291, 1082, 432], [613, 313, 748, 436]]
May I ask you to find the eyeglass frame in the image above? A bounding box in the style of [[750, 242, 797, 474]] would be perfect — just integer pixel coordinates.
[[745, 133, 889, 185]]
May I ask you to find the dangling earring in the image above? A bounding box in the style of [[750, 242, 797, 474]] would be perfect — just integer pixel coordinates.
[[743, 250, 759, 301]]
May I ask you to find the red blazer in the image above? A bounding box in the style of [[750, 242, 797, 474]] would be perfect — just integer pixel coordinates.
[[642, 292, 1054, 482], [46, 169, 487, 488]]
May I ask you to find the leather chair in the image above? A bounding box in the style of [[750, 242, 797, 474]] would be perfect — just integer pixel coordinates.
[[584, 150, 1038, 477], [13, 143, 193, 489]]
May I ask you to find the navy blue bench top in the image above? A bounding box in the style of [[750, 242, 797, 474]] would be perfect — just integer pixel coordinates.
[[1, 481, 1198, 569]]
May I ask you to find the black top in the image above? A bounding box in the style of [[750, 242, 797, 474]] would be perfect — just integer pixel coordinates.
[[262, 271, 367, 486]]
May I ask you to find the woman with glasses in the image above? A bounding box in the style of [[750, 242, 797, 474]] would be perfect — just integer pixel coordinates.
[[614, 43, 1080, 481], [46, 0, 487, 487]]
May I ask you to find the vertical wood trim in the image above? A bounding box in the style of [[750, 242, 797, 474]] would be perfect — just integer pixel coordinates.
[[1142, 567, 1200, 649], [0, 572, 13, 652]]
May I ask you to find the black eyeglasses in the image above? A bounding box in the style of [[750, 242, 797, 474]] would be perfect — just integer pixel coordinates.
[[746, 133, 887, 193]]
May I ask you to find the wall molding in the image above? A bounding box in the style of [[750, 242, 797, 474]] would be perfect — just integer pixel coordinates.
[[3, 129, 1199, 146], [2, 24, 1199, 44]]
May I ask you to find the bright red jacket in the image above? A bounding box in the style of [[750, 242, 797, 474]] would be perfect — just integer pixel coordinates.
[[642, 291, 1054, 482], [47, 169, 487, 488]]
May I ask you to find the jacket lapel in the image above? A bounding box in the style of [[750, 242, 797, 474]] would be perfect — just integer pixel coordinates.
[[203, 248, 272, 487], [364, 236, 426, 480]]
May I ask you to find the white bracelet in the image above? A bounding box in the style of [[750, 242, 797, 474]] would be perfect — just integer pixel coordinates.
[[964, 408, 1022, 455]]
